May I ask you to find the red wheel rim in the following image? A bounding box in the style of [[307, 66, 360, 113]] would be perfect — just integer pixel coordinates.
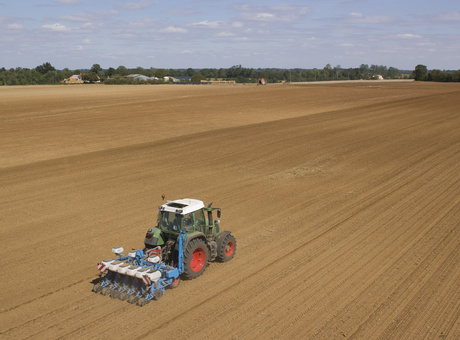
[[225, 242, 234, 257], [172, 277, 180, 287], [190, 247, 205, 272]]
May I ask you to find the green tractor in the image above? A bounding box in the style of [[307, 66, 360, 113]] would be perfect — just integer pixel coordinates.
[[144, 198, 236, 282]]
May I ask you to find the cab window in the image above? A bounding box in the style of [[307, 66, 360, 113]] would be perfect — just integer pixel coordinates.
[[194, 209, 206, 229], [182, 213, 194, 232]]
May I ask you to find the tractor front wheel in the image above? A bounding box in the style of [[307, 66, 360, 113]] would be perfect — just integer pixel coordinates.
[[217, 234, 236, 262], [183, 238, 209, 280]]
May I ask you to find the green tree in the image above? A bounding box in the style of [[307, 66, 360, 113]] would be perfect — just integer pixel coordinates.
[[61, 68, 73, 79], [334, 65, 341, 80], [387, 67, 400, 78], [90, 64, 102, 75], [82, 71, 99, 83], [452, 70, 460, 82], [323, 64, 332, 80], [147, 67, 156, 77], [413, 64, 428, 81], [106, 67, 116, 77], [359, 64, 369, 79], [155, 69, 167, 78], [116, 65, 128, 76], [428, 69, 452, 82], [191, 72, 206, 82], [185, 68, 195, 76], [218, 68, 227, 79], [35, 62, 56, 75]]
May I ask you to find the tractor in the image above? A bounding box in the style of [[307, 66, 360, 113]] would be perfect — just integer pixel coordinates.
[[93, 197, 236, 306], [144, 197, 236, 280]]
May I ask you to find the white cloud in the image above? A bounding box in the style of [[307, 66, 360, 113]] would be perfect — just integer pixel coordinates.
[[190, 20, 223, 28], [114, 32, 137, 39], [118, 0, 152, 10], [235, 4, 310, 22], [255, 13, 276, 21], [346, 12, 396, 24], [159, 26, 188, 33], [54, 0, 80, 4], [434, 12, 460, 22], [232, 36, 250, 41], [42, 23, 71, 32], [216, 32, 236, 37], [397, 33, 422, 39], [8, 23, 23, 29], [61, 10, 117, 22]]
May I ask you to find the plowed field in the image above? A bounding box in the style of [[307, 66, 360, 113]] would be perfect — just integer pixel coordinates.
[[1, 82, 459, 339]]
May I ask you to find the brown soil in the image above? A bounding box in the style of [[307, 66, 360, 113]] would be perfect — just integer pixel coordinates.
[[0, 81, 459, 339]]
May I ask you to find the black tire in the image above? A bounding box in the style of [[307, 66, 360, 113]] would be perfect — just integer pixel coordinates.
[[183, 238, 209, 280], [168, 277, 180, 289], [217, 234, 236, 262], [153, 289, 163, 301], [92, 283, 103, 293]]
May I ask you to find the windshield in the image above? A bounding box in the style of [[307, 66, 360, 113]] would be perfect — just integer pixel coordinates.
[[158, 211, 193, 232]]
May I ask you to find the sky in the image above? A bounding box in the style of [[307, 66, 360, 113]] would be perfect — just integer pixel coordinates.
[[1, 0, 459, 70]]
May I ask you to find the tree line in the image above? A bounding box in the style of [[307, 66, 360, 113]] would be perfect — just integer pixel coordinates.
[[412, 64, 460, 82], [0, 62, 457, 85]]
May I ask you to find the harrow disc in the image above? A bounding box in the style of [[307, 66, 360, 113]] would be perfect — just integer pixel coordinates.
[[101, 287, 111, 296], [118, 292, 129, 301], [92, 284, 103, 293], [110, 290, 120, 299], [127, 295, 139, 304], [137, 297, 148, 307]]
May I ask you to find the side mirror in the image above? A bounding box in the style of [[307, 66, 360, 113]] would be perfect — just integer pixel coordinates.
[[217, 210, 221, 218]]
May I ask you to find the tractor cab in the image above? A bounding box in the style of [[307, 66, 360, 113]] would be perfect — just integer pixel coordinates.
[[157, 198, 205, 233], [144, 198, 222, 250], [157, 198, 221, 234]]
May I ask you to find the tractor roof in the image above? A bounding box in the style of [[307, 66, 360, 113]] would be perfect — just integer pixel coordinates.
[[158, 198, 205, 215]]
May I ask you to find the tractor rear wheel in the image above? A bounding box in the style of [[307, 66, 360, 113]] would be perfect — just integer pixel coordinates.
[[217, 234, 236, 262], [183, 238, 209, 280]]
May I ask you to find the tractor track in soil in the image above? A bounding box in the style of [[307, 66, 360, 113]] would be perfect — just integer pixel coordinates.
[[0, 82, 459, 339]]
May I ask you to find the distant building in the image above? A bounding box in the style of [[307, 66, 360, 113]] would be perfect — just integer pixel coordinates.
[[62, 74, 83, 84], [125, 74, 159, 81]]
